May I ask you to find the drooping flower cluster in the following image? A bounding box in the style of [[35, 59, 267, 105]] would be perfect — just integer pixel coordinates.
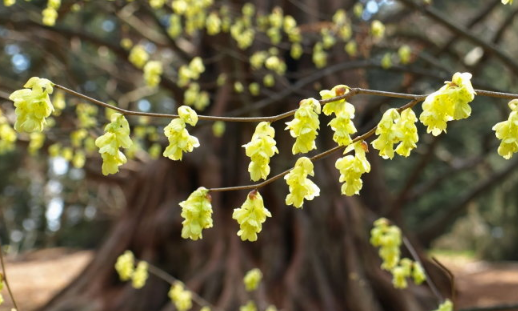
[[372, 108, 419, 159], [95, 113, 132, 175], [502, 0, 513, 4], [128, 45, 149, 69], [10, 77, 54, 133], [420, 72, 476, 136], [163, 106, 200, 161], [243, 268, 262, 291], [114, 251, 150, 289], [42, 0, 60, 26], [493, 99, 518, 159], [335, 141, 371, 196], [285, 98, 321, 154], [370, 218, 426, 289], [169, 282, 193, 311], [285, 157, 320, 208], [143, 61, 163, 88], [370, 218, 402, 270], [433, 300, 454, 311], [131, 261, 149, 289], [179, 187, 213, 240], [320, 85, 357, 146], [0, 110, 16, 154], [232, 190, 272, 242], [243, 122, 278, 181]]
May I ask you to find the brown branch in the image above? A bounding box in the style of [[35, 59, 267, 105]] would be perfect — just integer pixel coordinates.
[[397, 0, 518, 75], [0, 239, 20, 311], [417, 155, 518, 246]]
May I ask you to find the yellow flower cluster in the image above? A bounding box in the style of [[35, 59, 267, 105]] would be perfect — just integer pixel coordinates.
[[42, 0, 60, 26], [128, 45, 149, 69], [95, 113, 132, 175], [285, 98, 321, 154], [243, 122, 278, 181], [143, 61, 163, 88], [372, 108, 418, 159], [420, 72, 476, 136], [10, 77, 54, 133], [433, 300, 453, 311], [502, 0, 513, 4], [285, 157, 320, 208], [115, 250, 135, 281], [493, 99, 518, 159], [0, 110, 16, 154], [114, 251, 150, 289], [335, 141, 371, 196], [179, 187, 213, 240], [371, 20, 385, 39], [320, 85, 357, 146], [233, 190, 272, 242], [398, 45, 411, 65], [178, 57, 206, 87], [169, 282, 193, 311], [370, 218, 401, 270], [132, 261, 149, 289], [0, 278, 4, 305], [243, 268, 262, 291], [240, 301, 257, 311], [163, 106, 200, 160], [370, 218, 426, 289]]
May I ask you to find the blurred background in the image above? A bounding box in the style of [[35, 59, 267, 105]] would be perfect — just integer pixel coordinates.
[[1, 0, 518, 310]]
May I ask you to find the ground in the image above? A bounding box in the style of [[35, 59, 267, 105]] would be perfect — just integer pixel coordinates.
[[1, 249, 518, 310]]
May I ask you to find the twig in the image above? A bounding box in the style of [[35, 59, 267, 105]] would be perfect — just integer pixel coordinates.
[[209, 99, 421, 193], [146, 262, 223, 311], [402, 236, 444, 303], [432, 257, 456, 305], [0, 239, 20, 311]]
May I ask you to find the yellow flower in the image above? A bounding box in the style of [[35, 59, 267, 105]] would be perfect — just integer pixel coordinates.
[[143, 61, 163, 88], [163, 106, 200, 161], [10, 77, 54, 133], [240, 301, 257, 311], [169, 282, 193, 311], [115, 250, 135, 281], [420, 72, 476, 136], [370, 218, 401, 271], [371, 20, 385, 38], [131, 261, 149, 289], [395, 109, 419, 157], [433, 300, 453, 311], [233, 191, 271, 241], [493, 99, 518, 159], [320, 85, 357, 146], [372, 109, 402, 159], [285, 157, 320, 208], [243, 122, 278, 181], [398, 45, 411, 64], [128, 45, 149, 69], [42, 7, 58, 26], [179, 187, 213, 240], [95, 113, 132, 175], [502, 0, 514, 4], [243, 268, 262, 291], [285, 98, 321, 154], [336, 142, 371, 196]]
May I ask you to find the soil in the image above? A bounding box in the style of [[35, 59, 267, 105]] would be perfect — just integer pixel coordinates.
[[1, 249, 517, 311]]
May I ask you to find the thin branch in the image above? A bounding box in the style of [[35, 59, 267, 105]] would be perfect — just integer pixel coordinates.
[[208, 99, 422, 193], [397, 0, 518, 75], [146, 263, 223, 311], [402, 237, 444, 304], [431, 257, 455, 304], [0, 239, 20, 311]]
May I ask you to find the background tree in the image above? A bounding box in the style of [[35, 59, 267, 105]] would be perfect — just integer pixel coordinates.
[[1, 0, 518, 311]]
